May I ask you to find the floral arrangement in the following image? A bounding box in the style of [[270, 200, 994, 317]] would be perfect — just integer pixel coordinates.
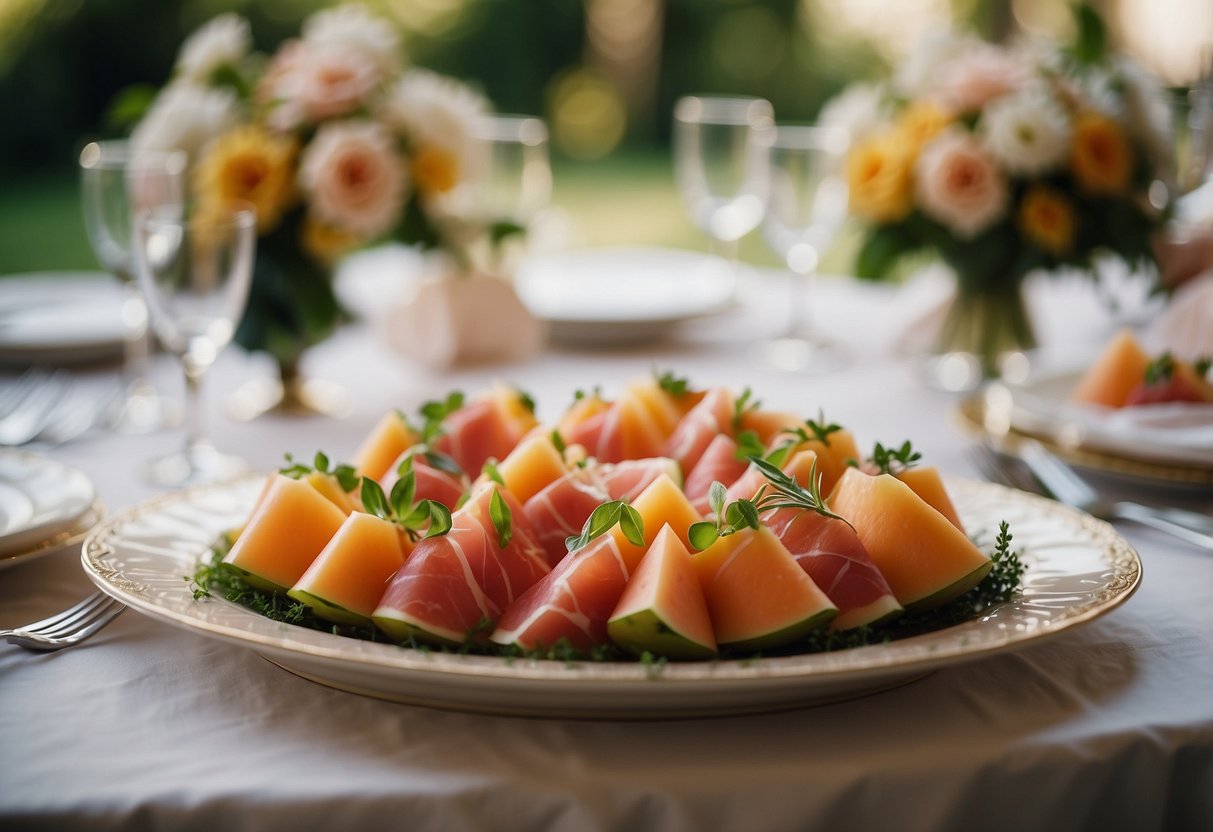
[[121, 5, 495, 369], [825, 8, 1170, 293]]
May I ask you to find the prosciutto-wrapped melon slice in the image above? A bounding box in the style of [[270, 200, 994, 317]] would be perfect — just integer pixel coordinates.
[[523, 457, 678, 567], [486, 432, 569, 504], [693, 526, 837, 651], [664, 387, 735, 473], [431, 387, 538, 476], [380, 452, 467, 510], [608, 525, 716, 659], [223, 474, 348, 593], [773, 421, 861, 495], [372, 486, 549, 645], [494, 474, 702, 651], [1071, 329, 1152, 408], [490, 531, 630, 652], [830, 468, 991, 611], [684, 434, 749, 515], [288, 512, 411, 625]]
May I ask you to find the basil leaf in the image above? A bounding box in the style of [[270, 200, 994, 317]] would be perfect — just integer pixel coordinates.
[[489, 489, 512, 549], [389, 472, 416, 517], [334, 465, 359, 493], [688, 521, 719, 552], [313, 451, 330, 473], [422, 501, 453, 538], [360, 478, 390, 521], [482, 460, 505, 486], [619, 504, 645, 547]]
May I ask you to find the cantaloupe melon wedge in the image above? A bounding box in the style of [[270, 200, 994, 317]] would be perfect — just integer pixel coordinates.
[[352, 411, 419, 480], [603, 392, 669, 461], [608, 525, 716, 659], [896, 466, 964, 533], [693, 526, 837, 651], [1071, 328, 1152, 408], [225, 469, 356, 546], [830, 469, 991, 610], [737, 408, 801, 444], [288, 512, 411, 625], [493, 432, 568, 503], [222, 475, 348, 593], [609, 473, 702, 573], [779, 427, 860, 494]]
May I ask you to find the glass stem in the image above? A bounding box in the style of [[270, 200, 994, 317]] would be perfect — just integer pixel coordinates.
[[182, 358, 209, 460], [120, 286, 154, 394], [785, 267, 814, 342]]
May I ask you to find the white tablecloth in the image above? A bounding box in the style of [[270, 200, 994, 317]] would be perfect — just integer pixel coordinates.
[[2, 271, 1211, 831]]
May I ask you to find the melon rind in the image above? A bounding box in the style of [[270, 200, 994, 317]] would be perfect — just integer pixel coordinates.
[[371, 607, 466, 647], [286, 589, 368, 626], [719, 607, 837, 652], [607, 610, 716, 660]]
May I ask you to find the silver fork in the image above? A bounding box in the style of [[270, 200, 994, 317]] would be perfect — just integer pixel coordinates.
[[1, 591, 125, 652], [972, 441, 1213, 552]]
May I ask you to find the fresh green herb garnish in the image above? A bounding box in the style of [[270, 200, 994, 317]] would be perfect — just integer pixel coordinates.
[[482, 459, 505, 486], [654, 368, 691, 397], [778, 411, 843, 447], [550, 430, 567, 459], [515, 387, 536, 415], [360, 476, 453, 542], [1144, 352, 1176, 385], [565, 500, 645, 553], [731, 387, 760, 432], [418, 390, 465, 442], [687, 480, 761, 550], [280, 451, 359, 493], [869, 440, 922, 476], [733, 430, 767, 463], [748, 456, 851, 527], [1195, 356, 1212, 377], [489, 488, 513, 549]]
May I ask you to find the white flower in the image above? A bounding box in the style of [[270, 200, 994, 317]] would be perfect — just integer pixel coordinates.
[[380, 70, 489, 202], [300, 120, 407, 238], [915, 129, 1008, 238], [303, 4, 401, 75], [175, 13, 251, 83], [818, 82, 886, 143], [130, 82, 239, 161], [980, 85, 1072, 175]]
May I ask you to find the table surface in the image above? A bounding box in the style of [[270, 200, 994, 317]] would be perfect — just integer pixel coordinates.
[[2, 268, 1211, 832]]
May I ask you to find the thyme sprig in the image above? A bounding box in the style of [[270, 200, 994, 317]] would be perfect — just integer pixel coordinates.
[[868, 440, 922, 476], [731, 387, 760, 432], [653, 368, 692, 397], [778, 411, 843, 447]]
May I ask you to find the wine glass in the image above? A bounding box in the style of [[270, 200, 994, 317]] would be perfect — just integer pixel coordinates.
[[133, 203, 256, 486], [673, 95, 774, 262], [761, 125, 850, 372], [79, 140, 186, 433], [466, 114, 552, 274]]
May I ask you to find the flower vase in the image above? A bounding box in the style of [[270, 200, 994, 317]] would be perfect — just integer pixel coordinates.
[[925, 276, 1037, 391]]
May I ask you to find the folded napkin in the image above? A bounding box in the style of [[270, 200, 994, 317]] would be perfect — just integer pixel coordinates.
[[1144, 268, 1213, 360]]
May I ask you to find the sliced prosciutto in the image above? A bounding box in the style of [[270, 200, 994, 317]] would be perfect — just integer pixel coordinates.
[[590, 394, 667, 463], [380, 451, 467, 509], [684, 434, 749, 515], [523, 458, 677, 567], [664, 387, 735, 473], [372, 486, 550, 645], [762, 508, 902, 630], [430, 398, 522, 476], [491, 533, 631, 652]]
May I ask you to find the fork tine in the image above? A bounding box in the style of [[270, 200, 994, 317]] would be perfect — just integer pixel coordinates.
[[14, 592, 109, 635], [59, 604, 125, 645], [9, 602, 125, 652], [30, 598, 123, 640]]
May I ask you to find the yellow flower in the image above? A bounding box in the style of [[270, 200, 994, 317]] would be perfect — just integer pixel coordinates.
[[194, 126, 296, 233], [301, 213, 360, 264], [411, 145, 459, 196], [1018, 185, 1075, 256], [846, 133, 915, 224], [1070, 113, 1132, 195], [896, 101, 950, 152]]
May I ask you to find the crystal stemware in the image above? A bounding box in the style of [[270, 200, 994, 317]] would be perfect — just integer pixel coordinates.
[[79, 140, 186, 433], [133, 203, 256, 486], [673, 95, 774, 262], [761, 125, 850, 372]]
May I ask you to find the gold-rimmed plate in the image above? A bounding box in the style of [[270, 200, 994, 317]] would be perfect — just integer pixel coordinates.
[[957, 386, 1213, 490], [80, 475, 1141, 719]]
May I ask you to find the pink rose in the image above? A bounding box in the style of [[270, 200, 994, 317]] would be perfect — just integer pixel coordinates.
[[300, 120, 407, 238], [934, 46, 1027, 113], [263, 42, 379, 127], [915, 129, 1008, 238]]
